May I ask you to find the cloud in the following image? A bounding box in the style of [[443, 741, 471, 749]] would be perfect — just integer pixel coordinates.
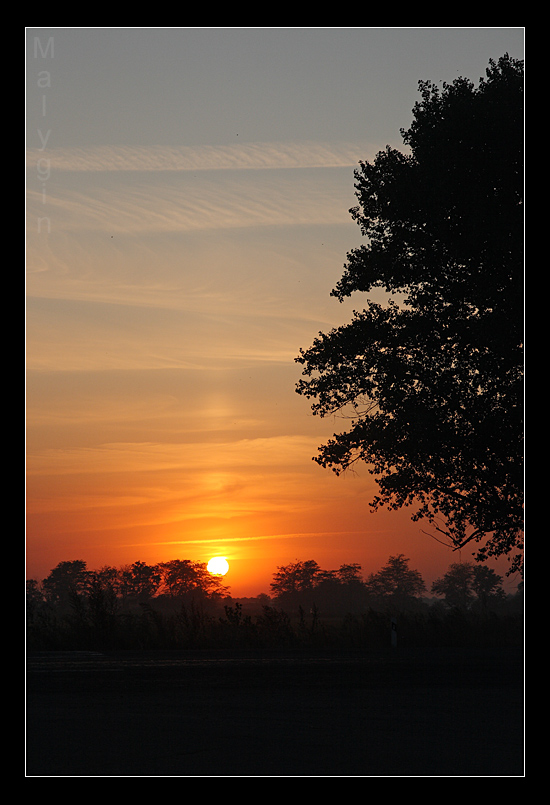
[[26, 435, 321, 477], [27, 177, 351, 235], [26, 158, 361, 238], [26, 138, 369, 247], [26, 140, 374, 173], [126, 531, 367, 547]]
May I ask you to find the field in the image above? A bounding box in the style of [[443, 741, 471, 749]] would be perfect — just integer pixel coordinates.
[[26, 646, 524, 777]]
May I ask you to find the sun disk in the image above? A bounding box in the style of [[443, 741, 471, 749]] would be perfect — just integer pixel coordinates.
[[207, 557, 229, 576]]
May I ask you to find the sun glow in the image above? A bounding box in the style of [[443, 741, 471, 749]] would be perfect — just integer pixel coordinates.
[[207, 556, 229, 576]]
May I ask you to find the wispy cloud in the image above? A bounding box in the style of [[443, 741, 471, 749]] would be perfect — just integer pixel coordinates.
[[26, 140, 374, 173], [27, 176, 352, 234], [26, 161, 360, 237], [26, 435, 321, 477], [124, 531, 371, 547]]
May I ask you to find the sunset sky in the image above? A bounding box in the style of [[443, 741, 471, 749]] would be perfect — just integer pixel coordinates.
[[26, 28, 524, 597]]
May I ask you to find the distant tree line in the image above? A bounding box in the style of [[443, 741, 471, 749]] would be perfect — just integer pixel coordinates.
[[268, 555, 515, 616], [26, 554, 522, 652], [26, 559, 229, 651]]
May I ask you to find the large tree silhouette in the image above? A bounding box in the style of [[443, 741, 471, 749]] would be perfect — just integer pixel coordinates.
[[296, 55, 524, 573]]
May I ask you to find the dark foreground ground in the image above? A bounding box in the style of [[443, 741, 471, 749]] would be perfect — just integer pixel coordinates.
[[26, 647, 524, 777]]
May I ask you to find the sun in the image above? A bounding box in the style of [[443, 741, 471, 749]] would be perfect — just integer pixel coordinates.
[[207, 557, 229, 576]]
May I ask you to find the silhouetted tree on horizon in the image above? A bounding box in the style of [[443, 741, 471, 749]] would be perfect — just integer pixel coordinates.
[[120, 561, 162, 602], [364, 554, 426, 611], [41, 560, 90, 608], [270, 559, 371, 615], [295, 54, 524, 574], [270, 560, 322, 598], [157, 559, 229, 600], [431, 561, 505, 611]]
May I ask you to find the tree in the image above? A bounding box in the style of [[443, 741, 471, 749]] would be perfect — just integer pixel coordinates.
[[365, 554, 426, 609], [91, 565, 124, 595], [295, 55, 524, 573], [314, 563, 368, 614], [431, 562, 476, 610], [26, 578, 45, 606], [431, 561, 505, 611], [270, 560, 368, 614], [26, 579, 45, 624], [270, 560, 321, 597], [85, 571, 121, 634], [42, 560, 90, 606], [120, 561, 161, 601], [335, 563, 364, 584], [470, 564, 506, 611], [158, 559, 228, 599]]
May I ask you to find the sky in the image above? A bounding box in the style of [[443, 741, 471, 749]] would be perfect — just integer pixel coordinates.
[[26, 27, 525, 598]]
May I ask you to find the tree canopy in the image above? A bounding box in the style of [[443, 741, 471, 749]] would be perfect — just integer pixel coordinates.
[[431, 562, 505, 611], [296, 55, 524, 573], [41, 560, 90, 605], [158, 559, 228, 599], [270, 560, 322, 597], [365, 554, 426, 609], [38, 557, 230, 608]]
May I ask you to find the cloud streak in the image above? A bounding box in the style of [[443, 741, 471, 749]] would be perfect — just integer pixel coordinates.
[[123, 530, 373, 547], [26, 435, 321, 477], [27, 167, 358, 236], [26, 139, 374, 173]]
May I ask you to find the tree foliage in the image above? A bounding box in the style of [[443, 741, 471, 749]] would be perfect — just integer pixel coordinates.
[[364, 554, 426, 610], [270, 560, 322, 596], [36, 558, 230, 608], [158, 559, 228, 599], [120, 561, 162, 601], [431, 562, 505, 611], [269, 559, 370, 614], [295, 55, 524, 573], [42, 560, 90, 605]]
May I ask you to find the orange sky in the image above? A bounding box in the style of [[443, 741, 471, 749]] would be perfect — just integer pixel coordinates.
[[26, 29, 524, 597]]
